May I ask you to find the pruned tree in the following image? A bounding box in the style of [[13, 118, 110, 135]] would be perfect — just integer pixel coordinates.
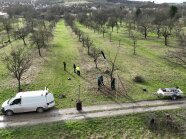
[[162, 26, 171, 46], [0, 33, 6, 48], [14, 27, 29, 45], [108, 49, 119, 80], [169, 6, 178, 19], [30, 25, 53, 57], [92, 10, 108, 27], [92, 47, 101, 68], [131, 30, 138, 55], [108, 49, 119, 90], [138, 14, 152, 39], [134, 8, 142, 29], [168, 33, 186, 65], [116, 24, 120, 33], [1, 46, 32, 92], [101, 27, 107, 38], [64, 13, 75, 27], [109, 32, 112, 42], [108, 17, 117, 32], [81, 34, 86, 47], [85, 37, 93, 55], [126, 18, 133, 37], [153, 10, 165, 38], [1, 18, 12, 43]]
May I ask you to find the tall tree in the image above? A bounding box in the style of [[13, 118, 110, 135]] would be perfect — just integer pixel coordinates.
[[131, 30, 138, 55], [1, 46, 32, 92], [169, 6, 178, 19], [1, 18, 12, 42], [168, 33, 186, 65]]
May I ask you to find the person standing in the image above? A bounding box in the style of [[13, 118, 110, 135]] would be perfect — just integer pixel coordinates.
[[76, 66, 80, 76], [63, 62, 66, 71], [111, 77, 115, 90], [100, 75, 104, 86], [97, 76, 101, 90], [73, 64, 76, 73]]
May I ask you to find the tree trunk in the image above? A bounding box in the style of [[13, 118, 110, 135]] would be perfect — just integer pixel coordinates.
[[133, 42, 136, 55], [95, 61, 98, 68], [83, 40, 85, 47], [7, 31, 11, 43], [112, 26, 114, 32], [157, 28, 160, 38], [88, 47, 90, 55], [144, 27, 147, 39], [38, 46, 42, 57], [18, 79, 21, 92], [164, 36, 168, 46], [109, 34, 112, 42], [22, 38, 26, 45]]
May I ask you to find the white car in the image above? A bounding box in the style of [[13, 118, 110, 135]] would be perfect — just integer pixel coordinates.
[[1, 88, 55, 116], [157, 88, 184, 100]]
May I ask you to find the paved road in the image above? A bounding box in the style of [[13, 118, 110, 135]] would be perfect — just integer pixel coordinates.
[[0, 99, 186, 128]]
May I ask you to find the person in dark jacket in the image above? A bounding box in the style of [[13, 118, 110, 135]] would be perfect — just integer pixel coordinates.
[[73, 64, 76, 73], [111, 77, 116, 90], [63, 62, 66, 71], [100, 75, 104, 86], [98, 76, 101, 90]]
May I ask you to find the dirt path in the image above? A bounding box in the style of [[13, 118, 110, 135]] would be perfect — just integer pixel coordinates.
[[0, 99, 186, 128]]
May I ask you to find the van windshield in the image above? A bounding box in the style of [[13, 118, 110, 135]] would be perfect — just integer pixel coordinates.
[[7, 97, 14, 104]]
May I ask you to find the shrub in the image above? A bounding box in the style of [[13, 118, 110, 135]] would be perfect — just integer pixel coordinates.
[[133, 76, 145, 83]]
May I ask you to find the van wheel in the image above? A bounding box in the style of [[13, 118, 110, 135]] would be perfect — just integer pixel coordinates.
[[6, 110, 13, 116], [172, 95, 177, 100], [36, 107, 44, 113]]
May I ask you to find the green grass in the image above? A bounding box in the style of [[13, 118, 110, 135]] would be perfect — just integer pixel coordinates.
[[0, 20, 128, 109], [0, 109, 185, 139], [1, 20, 186, 109], [76, 22, 186, 101]]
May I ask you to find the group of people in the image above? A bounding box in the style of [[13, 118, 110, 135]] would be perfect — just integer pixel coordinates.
[[63, 62, 116, 91], [63, 62, 80, 76], [97, 75, 116, 91]]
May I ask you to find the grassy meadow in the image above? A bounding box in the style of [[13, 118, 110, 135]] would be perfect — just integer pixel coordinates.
[[76, 22, 186, 101], [0, 20, 186, 109], [0, 109, 186, 139]]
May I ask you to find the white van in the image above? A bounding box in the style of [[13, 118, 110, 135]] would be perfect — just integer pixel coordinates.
[[1, 88, 55, 116]]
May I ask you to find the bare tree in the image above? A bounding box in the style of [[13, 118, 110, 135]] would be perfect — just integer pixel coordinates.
[[14, 27, 29, 45], [131, 30, 138, 55], [30, 30, 43, 57], [168, 33, 186, 65], [1, 46, 32, 92], [162, 26, 171, 46], [101, 27, 107, 38], [108, 17, 117, 32], [108, 49, 119, 80], [138, 15, 151, 39], [126, 19, 133, 37], [1, 18, 12, 43], [0, 33, 6, 48], [109, 32, 112, 42], [92, 47, 101, 68], [85, 37, 93, 55]]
